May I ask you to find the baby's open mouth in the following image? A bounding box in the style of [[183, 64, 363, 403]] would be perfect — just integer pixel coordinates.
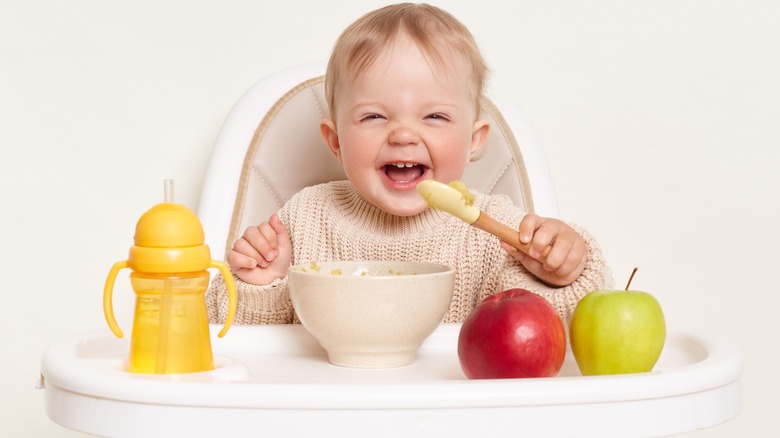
[[384, 162, 426, 183]]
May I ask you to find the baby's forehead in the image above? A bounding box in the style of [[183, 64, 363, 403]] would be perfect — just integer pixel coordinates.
[[346, 40, 473, 87], [326, 31, 483, 117]]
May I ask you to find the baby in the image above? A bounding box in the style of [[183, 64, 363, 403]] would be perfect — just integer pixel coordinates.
[[207, 3, 612, 326]]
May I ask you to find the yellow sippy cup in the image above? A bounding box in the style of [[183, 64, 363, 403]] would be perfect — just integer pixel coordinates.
[[103, 181, 237, 374]]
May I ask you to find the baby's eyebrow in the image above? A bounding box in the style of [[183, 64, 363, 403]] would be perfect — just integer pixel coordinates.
[[350, 101, 385, 112], [423, 102, 459, 110], [348, 99, 463, 116]]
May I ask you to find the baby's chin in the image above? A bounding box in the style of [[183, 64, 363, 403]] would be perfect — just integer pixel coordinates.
[[370, 196, 429, 217]]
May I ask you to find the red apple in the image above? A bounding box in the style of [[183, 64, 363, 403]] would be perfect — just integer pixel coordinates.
[[458, 288, 566, 379]]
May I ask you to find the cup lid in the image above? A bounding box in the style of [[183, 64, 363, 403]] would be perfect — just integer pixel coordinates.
[[128, 203, 211, 273], [134, 203, 205, 247]]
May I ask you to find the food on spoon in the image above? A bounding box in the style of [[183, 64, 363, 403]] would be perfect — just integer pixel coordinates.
[[448, 180, 475, 206], [416, 179, 480, 223], [416, 180, 550, 262]]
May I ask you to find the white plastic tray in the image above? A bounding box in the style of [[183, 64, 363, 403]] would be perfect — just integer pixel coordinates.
[[40, 323, 742, 437]]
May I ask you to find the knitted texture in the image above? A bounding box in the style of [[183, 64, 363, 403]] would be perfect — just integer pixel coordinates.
[[207, 181, 613, 326]]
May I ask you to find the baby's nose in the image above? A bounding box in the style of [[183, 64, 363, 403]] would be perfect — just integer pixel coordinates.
[[388, 124, 420, 146]]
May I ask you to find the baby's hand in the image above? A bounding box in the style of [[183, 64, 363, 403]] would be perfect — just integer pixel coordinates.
[[226, 213, 292, 285], [501, 214, 587, 287]]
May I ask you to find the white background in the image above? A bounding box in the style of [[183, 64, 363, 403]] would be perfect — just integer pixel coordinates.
[[2, 0, 778, 436]]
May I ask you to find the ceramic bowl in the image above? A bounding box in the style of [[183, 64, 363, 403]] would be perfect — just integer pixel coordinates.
[[288, 260, 455, 368]]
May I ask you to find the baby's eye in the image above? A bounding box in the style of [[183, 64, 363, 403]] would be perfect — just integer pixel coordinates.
[[426, 113, 450, 121], [361, 114, 384, 122]]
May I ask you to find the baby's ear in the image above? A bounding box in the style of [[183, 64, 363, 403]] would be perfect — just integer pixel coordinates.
[[320, 119, 342, 161], [469, 120, 490, 161]]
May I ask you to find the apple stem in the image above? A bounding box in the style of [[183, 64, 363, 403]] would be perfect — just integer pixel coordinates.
[[625, 267, 638, 290]]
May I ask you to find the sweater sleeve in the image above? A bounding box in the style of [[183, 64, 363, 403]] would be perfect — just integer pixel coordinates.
[[206, 273, 295, 324]]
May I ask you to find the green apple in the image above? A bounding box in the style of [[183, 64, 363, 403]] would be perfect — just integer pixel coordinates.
[[570, 268, 666, 376]]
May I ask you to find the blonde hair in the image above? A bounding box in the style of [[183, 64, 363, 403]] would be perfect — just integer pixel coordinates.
[[324, 3, 489, 122]]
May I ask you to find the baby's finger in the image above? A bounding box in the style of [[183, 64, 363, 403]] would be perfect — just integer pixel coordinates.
[[232, 237, 268, 267], [517, 214, 541, 244], [256, 222, 280, 254], [501, 240, 526, 262], [529, 225, 558, 260], [515, 247, 547, 278], [226, 249, 258, 271], [557, 239, 589, 279], [268, 214, 290, 245], [542, 237, 574, 272], [239, 223, 278, 263]]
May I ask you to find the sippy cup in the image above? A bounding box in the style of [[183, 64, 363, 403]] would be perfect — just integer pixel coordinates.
[[103, 181, 237, 374]]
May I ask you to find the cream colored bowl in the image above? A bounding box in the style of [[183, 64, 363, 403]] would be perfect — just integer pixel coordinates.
[[289, 261, 455, 368]]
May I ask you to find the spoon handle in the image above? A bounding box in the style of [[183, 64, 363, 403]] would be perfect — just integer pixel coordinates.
[[472, 212, 550, 263]]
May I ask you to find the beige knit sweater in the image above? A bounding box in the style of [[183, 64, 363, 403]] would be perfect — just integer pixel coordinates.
[[206, 181, 613, 327]]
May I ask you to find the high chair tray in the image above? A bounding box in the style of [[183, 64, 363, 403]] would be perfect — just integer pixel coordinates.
[[40, 323, 741, 437]]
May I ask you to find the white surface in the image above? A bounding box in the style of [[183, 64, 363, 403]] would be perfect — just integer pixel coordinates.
[[3, 1, 778, 437], [41, 324, 741, 438]]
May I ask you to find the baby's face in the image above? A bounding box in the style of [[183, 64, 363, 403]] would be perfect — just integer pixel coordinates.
[[323, 35, 488, 217]]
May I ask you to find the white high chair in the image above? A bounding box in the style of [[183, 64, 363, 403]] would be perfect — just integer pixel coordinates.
[[40, 62, 742, 438], [197, 61, 559, 260]]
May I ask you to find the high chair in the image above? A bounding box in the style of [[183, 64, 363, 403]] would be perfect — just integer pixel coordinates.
[[197, 61, 560, 260], [40, 62, 742, 438]]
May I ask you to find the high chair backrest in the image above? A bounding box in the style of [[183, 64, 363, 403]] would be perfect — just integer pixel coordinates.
[[198, 61, 559, 259]]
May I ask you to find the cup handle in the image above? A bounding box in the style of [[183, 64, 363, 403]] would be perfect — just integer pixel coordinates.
[[103, 260, 129, 338], [211, 260, 237, 338]]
